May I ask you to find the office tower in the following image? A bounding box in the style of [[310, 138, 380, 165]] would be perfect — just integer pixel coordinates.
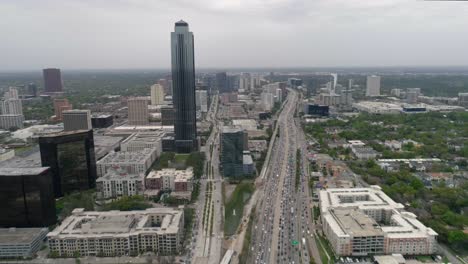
[[150, 84, 165, 105], [0, 115, 24, 129], [366, 75, 381, 97], [220, 126, 245, 178], [250, 75, 261, 90], [195, 90, 208, 112], [53, 98, 72, 121], [260, 92, 275, 111], [331, 73, 338, 90], [39, 130, 97, 197], [227, 75, 240, 92], [216, 72, 228, 93], [91, 114, 113, 128], [43, 68, 63, 93], [63, 110, 92, 131], [239, 73, 251, 91], [28, 83, 38, 97], [0, 167, 56, 227], [127, 97, 149, 125], [171, 20, 197, 153]]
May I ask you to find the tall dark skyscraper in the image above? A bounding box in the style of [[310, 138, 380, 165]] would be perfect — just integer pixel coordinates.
[[43, 68, 63, 93], [28, 83, 38, 97], [171, 20, 197, 153], [215, 72, 228, 93], [39, 130, 97, 197]]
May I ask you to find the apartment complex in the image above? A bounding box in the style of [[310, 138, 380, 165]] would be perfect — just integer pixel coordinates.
[[96, 148, 157, 177], [96, 169, 145, 199], [120, 131, 164, 155], [145, 167, 193, 193], [47, 208, 184, 257], [319, 186, 437, 256]]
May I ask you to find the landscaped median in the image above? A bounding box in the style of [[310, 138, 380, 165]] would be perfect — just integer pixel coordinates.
[[223, 180, 255, 237]]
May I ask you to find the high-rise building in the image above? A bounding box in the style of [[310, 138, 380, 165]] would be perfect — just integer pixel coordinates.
[[260, 92, 275, 111], [43, 68, 63, 93], [171, 20, 197, 153], [458, 93, 468, 107], [1, 87, 23, 115], [91, 114, 113, 128], [28, 83, 38, 97], [127, 97, 149, 126], [0, 115, 24, 130], [366, 75, 381, 97], [220, 126, 245, 178], [195, 90, 208, 112], [53, 98, 73, 121], [161, 105, 175, 126], [39, 130, 97, 197], [150, 84, 165, 105], [0, 167, 56, 227], [216, 72, 228, 93], [63, 110, 92, 131], [239, 73, 251, 91]]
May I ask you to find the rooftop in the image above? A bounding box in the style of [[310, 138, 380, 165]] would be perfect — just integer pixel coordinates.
[[98, 149, 155, 164], [0, 228, 48, 245], [0, 167, 49, 176]]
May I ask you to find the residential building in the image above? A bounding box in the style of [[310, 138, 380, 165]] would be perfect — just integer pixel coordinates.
[[43, 68, 63, 93], [220, 126, 245, 177], [1, 87, 23, 115], [0, 228, 48, 259], [366, 75, 381, 97], [39, 130, 97, 197], [260, 92, 275, 111], [0, 167, 56, 227], [171, 20, 197, 153], [53, 98, 72, 121], [47, 208, 184, 257], [120, 131, 164, 156], [63, 110, 92, 131], [96, 169, 145, 199], [319, 186, 437, 256], [351, 145, 379, 160], [145, 167, 194, 192], [150, 84, 165, 105], [127, 97, 149, 126], [96, 148, 157, 177], [239, 73, 251, 91]]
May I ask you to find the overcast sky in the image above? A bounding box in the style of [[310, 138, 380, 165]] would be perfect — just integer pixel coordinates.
[[1, 0, 468, 70]]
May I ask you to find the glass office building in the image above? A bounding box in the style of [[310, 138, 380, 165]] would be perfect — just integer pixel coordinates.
[[39, 130, 97, 197], [0, 167, 56, 227], [220, 127, 245, 178]]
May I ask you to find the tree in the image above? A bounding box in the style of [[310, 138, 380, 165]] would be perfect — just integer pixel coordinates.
[[447, 230, 467, 244]]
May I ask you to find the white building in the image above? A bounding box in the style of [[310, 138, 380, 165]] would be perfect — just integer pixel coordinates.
[[366, 75, 381, 97], [0, 114, 24, 129], [351, 145, 379, 160], [96, 148, 157, 177], [120, 132, 164, 157], [145, 167, 193, 193], [260, 92, 275, 111], [353, 101, 402, 114], [239, 73, 251, 91], [150, 84, 165, 105], [319, 186, 437, 257], [0, 228, 48, 258], [195, 90, 208, 112], [63, 110, 92, 131], [96, 169, 145, 199], [47, 208, 184, 257], [1, 87, 22, 115], [127, 97, 149, 126]]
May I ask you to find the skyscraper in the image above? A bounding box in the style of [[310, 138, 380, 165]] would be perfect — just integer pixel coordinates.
[[28, 83, 38, 97], [43, 68, 63, 93], [39, 130, 97, 198], [53, 98, 73, 121], [0, 87, 24, 130], [220, 126, 245, 178], [171, 20, 197, 153], [215, 72, 228, 93], [366, 75, 381, 97], [150, 84, 165, 105], [63, 110, 92, 131], [127, 97, 149, 125]]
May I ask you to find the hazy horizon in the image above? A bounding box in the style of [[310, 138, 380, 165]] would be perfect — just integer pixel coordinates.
[[2, 0, 468, 71]]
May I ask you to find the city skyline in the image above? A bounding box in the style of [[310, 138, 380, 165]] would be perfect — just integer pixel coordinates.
[[1, 0, 468, 70]]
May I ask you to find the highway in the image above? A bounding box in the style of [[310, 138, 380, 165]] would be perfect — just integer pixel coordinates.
[[247, 89, 321, 264]]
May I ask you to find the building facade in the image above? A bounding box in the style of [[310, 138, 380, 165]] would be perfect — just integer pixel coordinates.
[[366, 75, 381, 97], [47, 208, 184, 257], [63, 110, 92, 131], [96, 169, 145, 199], [91, 114, 113, 128], [43, 68, 63, 93], [0, 168, 56, 227], [220, 126, 245, 177], [53, 98, 72, 121], [0, 228, 48, 259], [127, 97, 149, 126], [171, 20, 197, 153], [96, 148, 157, 177], [145, 167, 193, 192], [39, 130, 97, 197], [120, 132, 164, 155], [150, 84, 165, 105], [0, 114, 24, 129]]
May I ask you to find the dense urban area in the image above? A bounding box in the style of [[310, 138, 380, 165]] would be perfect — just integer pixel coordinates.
[[0, 21, 467, 264]]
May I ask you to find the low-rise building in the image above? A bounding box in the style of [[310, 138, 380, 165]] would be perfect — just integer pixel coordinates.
[[96, 148, 157, 177], [96, 169, 145, 199], [0, 228, 48, 259], [351, 145, 379, 160], [47, 208, 184, 257], [319, 186, 437, 257], [120, 132, 164, 157], [243, 153, 254, 175], [145, 167, 193, 193]]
